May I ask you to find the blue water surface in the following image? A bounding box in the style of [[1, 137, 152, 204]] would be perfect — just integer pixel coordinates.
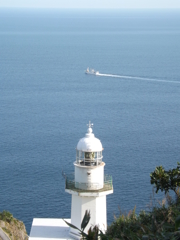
[[0, 9, 180, 234]]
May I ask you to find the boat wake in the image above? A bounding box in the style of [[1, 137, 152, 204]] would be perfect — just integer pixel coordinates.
[[97, 73, 180, 84]]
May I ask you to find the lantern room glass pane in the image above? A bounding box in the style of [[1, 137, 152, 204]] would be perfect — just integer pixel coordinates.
[[80, 151, 84, 158]]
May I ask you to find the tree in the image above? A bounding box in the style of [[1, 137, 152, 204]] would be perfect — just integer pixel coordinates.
[[150, 162, 180, 196]]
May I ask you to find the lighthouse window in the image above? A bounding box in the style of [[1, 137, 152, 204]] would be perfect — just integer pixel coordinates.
[[76, 151, 85, 159], [80, 152, 84, 158], [85, 152, 90, 159]]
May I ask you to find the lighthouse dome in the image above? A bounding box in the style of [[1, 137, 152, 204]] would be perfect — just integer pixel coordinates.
[[77, 123, 103, 152]]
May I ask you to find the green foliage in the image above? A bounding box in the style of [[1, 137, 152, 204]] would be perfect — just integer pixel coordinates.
[[106, 206, 141, 240], [107, 163, 180, 239], [175, 215, 180, 230], [64, 210, 106, 240], [81, 210, 91, 232], [106, 202, 180, 239], [0, 210, 13, 223], [150, 162, 180, 195]]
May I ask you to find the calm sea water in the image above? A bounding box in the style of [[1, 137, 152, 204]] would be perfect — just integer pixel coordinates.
[[0, 9, 180, 234]]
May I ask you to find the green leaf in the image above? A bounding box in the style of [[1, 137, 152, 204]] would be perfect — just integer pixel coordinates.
[[63, 219, 81, 232], [81, 210, 91, 231], [175, 215, 180, 230]]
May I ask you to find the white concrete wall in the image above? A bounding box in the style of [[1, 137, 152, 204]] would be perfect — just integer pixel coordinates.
[[71, 195, 82, 231], [70, 194, 107, 238], [74, 164, 104, 190], [95, 195, 107, 231]]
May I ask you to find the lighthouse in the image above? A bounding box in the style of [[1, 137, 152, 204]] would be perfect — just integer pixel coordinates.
[[29, 122, 113, 240], [65, 122, 113, 238]]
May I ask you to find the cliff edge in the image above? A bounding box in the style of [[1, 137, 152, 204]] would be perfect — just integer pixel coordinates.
[[0, 211, 28, 240]]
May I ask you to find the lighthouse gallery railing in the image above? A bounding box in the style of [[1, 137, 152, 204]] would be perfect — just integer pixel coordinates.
[[65, 174, 113, 192]]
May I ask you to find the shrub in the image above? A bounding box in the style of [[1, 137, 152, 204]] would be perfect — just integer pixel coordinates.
[[0, 210, 13, 223]]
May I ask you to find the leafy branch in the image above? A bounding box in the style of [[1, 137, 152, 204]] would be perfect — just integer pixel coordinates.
[[150, 162, 180, 195]]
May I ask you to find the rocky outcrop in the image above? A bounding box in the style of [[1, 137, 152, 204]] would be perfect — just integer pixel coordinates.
[[0, 211, 28, 240], [0, 226, 10, 240]]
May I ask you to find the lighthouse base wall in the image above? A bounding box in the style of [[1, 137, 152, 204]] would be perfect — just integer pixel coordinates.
[[70, 194, 107, 237]]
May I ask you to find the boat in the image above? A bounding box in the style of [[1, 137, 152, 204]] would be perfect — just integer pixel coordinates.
[[85, 67, 99, 75]]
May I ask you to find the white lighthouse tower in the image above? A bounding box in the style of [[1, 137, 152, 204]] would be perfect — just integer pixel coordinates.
[[65, 122, 113, 238]]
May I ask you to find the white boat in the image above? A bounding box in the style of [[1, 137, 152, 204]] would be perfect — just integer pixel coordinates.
[[85, 67, 99, 75]]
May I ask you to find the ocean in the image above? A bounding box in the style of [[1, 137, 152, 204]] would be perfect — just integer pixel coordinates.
[[0, 8, 180, 234]]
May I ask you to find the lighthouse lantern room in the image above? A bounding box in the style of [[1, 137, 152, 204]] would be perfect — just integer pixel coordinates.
[[65, 122, 113, 238]]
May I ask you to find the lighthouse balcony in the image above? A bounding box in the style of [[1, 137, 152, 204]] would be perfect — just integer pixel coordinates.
[[65, 174, 113, 193]]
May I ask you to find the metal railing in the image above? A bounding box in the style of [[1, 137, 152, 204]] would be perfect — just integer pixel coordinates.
[[65, 174, 113, 192]]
